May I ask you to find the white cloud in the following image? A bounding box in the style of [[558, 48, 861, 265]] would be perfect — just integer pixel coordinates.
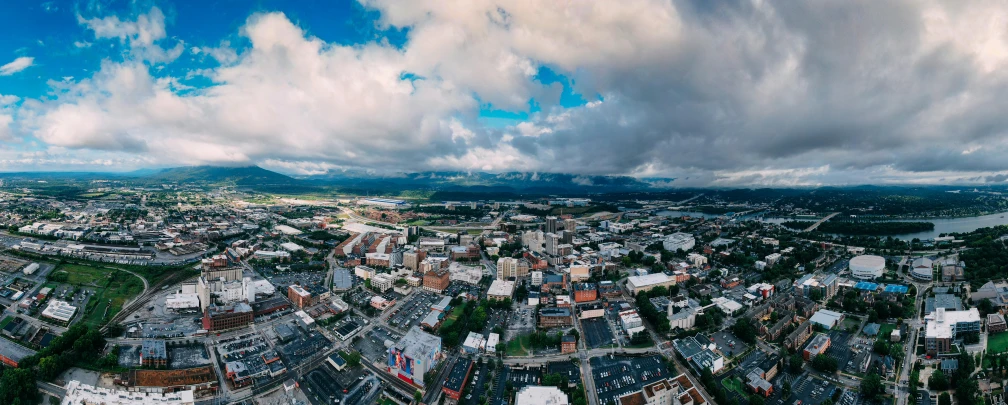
[[0, 57, 34, 76], [78, 7, 184, 63], [9, 1, 1008, 184]]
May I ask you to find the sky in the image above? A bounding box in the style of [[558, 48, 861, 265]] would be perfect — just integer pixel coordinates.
[[3, 0, 1008, 187]]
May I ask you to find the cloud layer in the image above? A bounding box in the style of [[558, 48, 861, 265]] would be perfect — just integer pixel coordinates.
[[7, 0, 1008, 186]]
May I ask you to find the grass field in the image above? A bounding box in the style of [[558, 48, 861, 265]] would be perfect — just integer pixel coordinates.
[[440, 305, 465, 330], [989, 332, 1008, 354], [0, 316, 12, 330], [506, 335, 530, 356], [51, 264, 146, 327], [721, 377, 748, 396], [878, 323, 897, 342], [56, 264, 115, 287]]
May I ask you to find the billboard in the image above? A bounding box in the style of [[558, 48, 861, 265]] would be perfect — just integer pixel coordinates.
[[388, 348, 413, 376]]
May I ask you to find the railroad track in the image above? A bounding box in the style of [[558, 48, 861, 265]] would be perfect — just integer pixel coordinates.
[[100, 270, 196, 333]]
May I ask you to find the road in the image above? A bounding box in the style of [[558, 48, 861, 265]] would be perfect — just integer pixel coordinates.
[[804, 212, 841, 232]]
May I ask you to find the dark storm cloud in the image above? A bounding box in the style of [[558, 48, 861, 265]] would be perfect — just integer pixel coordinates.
[[503, 0, 1008, 183]]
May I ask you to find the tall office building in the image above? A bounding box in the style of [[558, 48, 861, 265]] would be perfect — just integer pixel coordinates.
[[546, 216, 559, 234]]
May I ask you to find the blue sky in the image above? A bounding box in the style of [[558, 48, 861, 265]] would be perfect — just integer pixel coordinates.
[[4, 0, 1008, 186]]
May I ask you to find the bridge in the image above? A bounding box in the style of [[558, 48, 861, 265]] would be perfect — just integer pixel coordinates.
[[804, 212, 840, 232]]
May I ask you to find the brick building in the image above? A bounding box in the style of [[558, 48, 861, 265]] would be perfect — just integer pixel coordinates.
[[572, 283, 598, 303], [423, 268, 450, 293], [202, 303, 253, 331]]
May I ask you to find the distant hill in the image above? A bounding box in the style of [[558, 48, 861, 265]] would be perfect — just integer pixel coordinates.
[[143, 166, 299, 186], [298, 170, 665, 193]]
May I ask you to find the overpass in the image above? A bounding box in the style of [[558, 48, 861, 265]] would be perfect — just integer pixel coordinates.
[[803, 212, 841, 232]]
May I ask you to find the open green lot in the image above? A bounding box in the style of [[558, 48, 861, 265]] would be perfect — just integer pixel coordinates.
[[721, 377, 748, 396], [506, 334, 530, 356], [988, 332, 1008, 354], [440, 305, 466, 331], [877, 323, 897, 341], [49, 264, 145, 327]]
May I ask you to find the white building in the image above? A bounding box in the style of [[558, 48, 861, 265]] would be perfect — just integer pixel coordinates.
[[849, 255, 885, 279], [686, 253, 707, 268], [620, 310, 644, 334], [355, 265, 376, 280], [165, 293, 200, 310], [486, 333, 500, 353], [626, 273, 675, 295], [764, 253, 781, 265], [515, 386, 569, 405], [371, 273, 395, 292], [530, 271, 543, 286], [253, 250, 291, 260], [42, 300, 77, 323], [488, 280, 516, 300], [358, 198, 410, 209], [668, 307, 697, 331], [522, 230, 545, 253], [663, 232, 696, 252], [62, 381, 195, 405], [22, 263, 39, 275]]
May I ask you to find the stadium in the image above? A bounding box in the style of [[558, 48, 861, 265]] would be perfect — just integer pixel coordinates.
[[849, 255, 885, 279]]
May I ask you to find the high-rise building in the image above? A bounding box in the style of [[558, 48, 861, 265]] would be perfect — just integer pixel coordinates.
[[546, 216, 559, 234], [497, 257, 518, 280], [545, 233, 559, 256]]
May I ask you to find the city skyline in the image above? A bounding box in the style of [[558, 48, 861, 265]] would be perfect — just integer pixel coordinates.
[[2, 1, 1008, 187]]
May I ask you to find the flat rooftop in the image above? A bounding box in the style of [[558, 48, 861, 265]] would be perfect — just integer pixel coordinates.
[[443, 358, 473, 393]]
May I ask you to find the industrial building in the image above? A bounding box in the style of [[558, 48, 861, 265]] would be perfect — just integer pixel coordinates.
[[41, 300, 77, 323], [626, 273, 675, 295]]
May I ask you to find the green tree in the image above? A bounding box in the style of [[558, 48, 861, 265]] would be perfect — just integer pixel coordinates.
[[748, 394, 766, 405], [811, 354, 838, 373], [860, 373, 885, 402], [928, 369, 948, 390], [938, 393, 952, 405]]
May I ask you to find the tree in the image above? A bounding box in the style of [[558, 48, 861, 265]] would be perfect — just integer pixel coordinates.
[[788, 354, 804, 373], [955, 378, 981, 405], [938, 393, 951, 405], [748, 394, 766, 405], [414, 390, 423, 404], [731, 318, 758, 344], [928, 369, 948, 390], [782, 380, 792, 398], [811, 354, 838, 373], [860, 373, 885, 402], [873, 340, 890, 356]]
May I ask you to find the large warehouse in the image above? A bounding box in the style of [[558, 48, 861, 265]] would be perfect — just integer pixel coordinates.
[[849, 255, 885, 279], [626, 273, 675, 295]]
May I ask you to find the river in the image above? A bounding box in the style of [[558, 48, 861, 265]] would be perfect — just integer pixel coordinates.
[[657, 210, 1008, 240]]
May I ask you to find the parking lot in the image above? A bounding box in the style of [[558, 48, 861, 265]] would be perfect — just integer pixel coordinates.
[[507, 305, 536, 338], [789, 374, 841, 405], [353, 328, 401, 363], [710, 330, 750, 358], [590, 355, 669, 405], [386, 291, 440, 331], [581, 318, 615, 348], [463, 359, 490, 404]]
